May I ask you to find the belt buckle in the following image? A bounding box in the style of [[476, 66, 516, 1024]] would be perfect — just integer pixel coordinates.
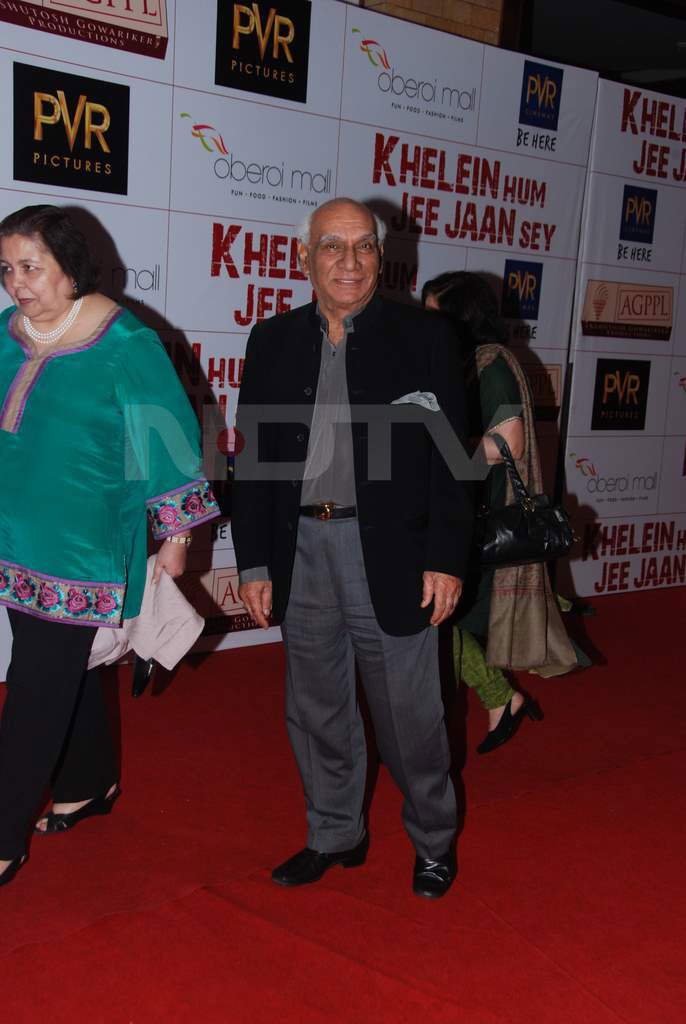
[[315, 502, 334, 521]]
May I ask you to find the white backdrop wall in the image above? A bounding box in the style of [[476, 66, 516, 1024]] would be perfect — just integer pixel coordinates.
[[562, 80, 686, 597], [0, 0, 600, 677]]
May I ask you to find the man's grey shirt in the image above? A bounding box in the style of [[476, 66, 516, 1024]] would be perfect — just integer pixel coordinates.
[[300, 312, 356, 507], [239, 311, 357, 586]]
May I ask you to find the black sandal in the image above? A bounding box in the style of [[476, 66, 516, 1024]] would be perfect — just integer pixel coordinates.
[[0, 854, 27, 889], [35, 785, 121, 834], [477, 696, 543, 755]]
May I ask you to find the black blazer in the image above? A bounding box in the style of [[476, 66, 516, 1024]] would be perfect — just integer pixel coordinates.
[[231, 295, 473, 636]]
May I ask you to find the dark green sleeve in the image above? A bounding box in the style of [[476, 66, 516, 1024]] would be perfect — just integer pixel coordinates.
[[479, 356, 522, 433]]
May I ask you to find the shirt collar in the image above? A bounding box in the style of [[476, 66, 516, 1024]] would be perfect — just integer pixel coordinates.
[[315, 291, 383, 337]]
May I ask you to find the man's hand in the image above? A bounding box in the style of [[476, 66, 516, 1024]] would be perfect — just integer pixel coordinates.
[[153, 539, 188, 583], [421, 571, 463, 626], [239, 580, 273, 629]]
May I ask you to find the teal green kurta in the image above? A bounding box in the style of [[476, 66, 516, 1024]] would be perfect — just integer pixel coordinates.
[[0, 305, 219, 627]]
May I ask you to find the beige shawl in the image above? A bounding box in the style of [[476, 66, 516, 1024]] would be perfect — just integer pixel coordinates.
[[475, 344, 577, 676]]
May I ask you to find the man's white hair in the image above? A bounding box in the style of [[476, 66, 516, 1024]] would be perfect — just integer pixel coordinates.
[[296, 198, 387, 247]]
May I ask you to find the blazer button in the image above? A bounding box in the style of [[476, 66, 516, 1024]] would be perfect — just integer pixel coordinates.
[[287, 521, 294, 531], [296, 433, 305, 442], [304, 386, 313, 396]]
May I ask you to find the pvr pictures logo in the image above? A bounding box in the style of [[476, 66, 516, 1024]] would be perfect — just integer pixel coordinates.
[[519, 61, 563, 131], [619, 185, 657, 244], [501, 260, 543, 320], [591, 357, 651, 431], [215, 1, 312, 104], [13, 62, 129, 195]]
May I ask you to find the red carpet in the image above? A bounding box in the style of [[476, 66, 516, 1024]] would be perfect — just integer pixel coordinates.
[[0, 589, 684, 1023]]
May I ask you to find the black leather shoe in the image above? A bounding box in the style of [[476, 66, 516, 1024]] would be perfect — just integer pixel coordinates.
[[35, 785, 121, 834], [271, 835, 368, 887], [0, 854, 27, 889], [413, 848, 456, 899], [476, 695, 544, 755]]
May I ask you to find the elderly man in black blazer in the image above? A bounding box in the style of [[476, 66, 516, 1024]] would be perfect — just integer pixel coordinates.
[[232, 197, 472, 898]]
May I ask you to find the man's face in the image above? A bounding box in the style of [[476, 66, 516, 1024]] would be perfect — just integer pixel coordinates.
[[298, 202, 382, 320]]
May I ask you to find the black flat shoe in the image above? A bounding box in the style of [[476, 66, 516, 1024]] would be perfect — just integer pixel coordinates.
[[35, 785, 121, 834], [132, 656, 156, 698], [0, 854, 27, 889], [476, 695, 543, 755], [413, 848, 456, 899], [271, 835, 368, 887]]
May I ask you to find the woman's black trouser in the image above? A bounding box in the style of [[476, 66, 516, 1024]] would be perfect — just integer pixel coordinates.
[[0, 610, 117, 860]]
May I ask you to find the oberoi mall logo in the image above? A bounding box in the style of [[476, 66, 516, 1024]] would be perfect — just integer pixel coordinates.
[[180, 111, 332, 201], [180, 113, 228, 156], [351, 26, 477, 119]]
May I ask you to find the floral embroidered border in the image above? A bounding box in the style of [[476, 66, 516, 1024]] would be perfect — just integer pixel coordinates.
[[0, 562, 125, 627], [146, 479, 220, 539]]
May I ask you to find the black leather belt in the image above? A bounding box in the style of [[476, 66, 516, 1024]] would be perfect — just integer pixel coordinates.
[[299, 503, 357, 521]]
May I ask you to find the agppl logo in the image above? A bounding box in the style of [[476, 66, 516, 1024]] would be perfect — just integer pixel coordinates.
[[569, 452, 658, 502], [581, 280, 673, 341], [619, 184, 657, 244], [13, 62, 129, 195], [501, 259, 543, 320], [215, 0, 312, 104], [351, 26, 477, 122], [674, 371, 686, 393], [591, 357, 651, 431], [519, 60, 564, 131]]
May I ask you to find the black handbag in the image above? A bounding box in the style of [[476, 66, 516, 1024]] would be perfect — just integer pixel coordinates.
[[475, 434, 575, 569]]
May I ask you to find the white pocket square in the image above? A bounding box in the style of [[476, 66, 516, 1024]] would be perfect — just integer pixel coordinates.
[[391, 390, 440, 412]]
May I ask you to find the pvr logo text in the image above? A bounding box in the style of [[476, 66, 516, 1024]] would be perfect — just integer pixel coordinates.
[[526, 71, 557, 112], [232, 3, 294, 62], [625, 194, 653, 226], [603, 369, 640, 406], [508, 267, 537, 303], [33, 90, 111, 175]]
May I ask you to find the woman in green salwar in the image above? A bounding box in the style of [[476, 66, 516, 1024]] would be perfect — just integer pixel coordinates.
[[0, 206, 220, 888], [423, 271, 582, 754]]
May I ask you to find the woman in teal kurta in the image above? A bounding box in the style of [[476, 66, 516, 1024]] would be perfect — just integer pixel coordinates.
[[0, 303, 217, 624], [0, 205, 219, 888]]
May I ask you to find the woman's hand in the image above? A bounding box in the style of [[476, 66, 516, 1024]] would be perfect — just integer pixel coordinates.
[[481, 416, 525, 464], [153, 536, 190, 583]]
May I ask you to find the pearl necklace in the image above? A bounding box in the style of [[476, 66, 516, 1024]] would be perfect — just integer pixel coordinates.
[[23, 297, 83, 345]]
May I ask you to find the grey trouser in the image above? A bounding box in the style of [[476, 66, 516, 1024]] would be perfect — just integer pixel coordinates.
[[281, 516, 456, 860]]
